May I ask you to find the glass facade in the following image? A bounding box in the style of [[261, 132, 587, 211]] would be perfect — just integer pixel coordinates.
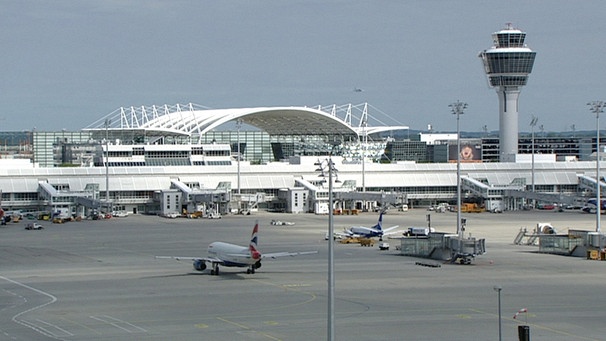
[[33, 131, 95, 167], [484, 52, 537, 86], [24, 130, 606, 167], [199, 131, 349, 164], [495, 32, 526, 48], [383, 141, 427, 162]]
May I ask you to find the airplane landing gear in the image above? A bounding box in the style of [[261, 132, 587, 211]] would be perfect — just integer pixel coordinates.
[[247, 266, 255, 274], [210, 264, 220, 275]]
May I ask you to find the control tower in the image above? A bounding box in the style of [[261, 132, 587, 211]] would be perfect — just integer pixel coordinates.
[[479, 23, 536, 162]]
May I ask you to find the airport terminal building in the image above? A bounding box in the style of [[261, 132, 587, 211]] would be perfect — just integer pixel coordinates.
[[0, 103, 603, 218]]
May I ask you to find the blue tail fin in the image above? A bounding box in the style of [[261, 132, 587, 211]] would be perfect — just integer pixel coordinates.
[[372, 212, 383, 231]]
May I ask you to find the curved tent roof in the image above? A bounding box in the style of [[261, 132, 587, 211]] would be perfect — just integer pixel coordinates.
[[353, 126, 410, 136], [85, 105, 359, 138]]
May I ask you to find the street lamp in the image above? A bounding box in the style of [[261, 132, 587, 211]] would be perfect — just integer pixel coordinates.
[[449, 100, 467, 238], [236, 119, 242, 196], [530, 115, 538, 209], [588, 101, 605, 233], [315, 157, 340, 341], [104, 118, 111, 213], [493, 286, 503, 341], [361, 117, 368, 193]]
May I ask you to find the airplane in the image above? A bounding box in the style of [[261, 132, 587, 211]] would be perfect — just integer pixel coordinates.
[[156, 220, 317, 276], [338, 212, 399, 241]]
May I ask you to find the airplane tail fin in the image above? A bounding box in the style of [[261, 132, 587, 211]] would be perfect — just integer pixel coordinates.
[[372, 212, 384, 231], [249, 220, 261, 260]]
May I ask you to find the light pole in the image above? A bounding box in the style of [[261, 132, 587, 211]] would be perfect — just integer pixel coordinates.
[[327, 157, 335, 341], [588, 101, 605, 234], [530, 115, 538, 209], [493, 286, 502, 341], [450, 100, 467, 238], [104, 118, 111, 213], [360, 116, 368, 194], [236, 119, 242, 196], [315, 157, 339, 341]]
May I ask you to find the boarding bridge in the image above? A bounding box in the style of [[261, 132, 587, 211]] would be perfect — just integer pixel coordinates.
[[38, 181, 98, 214], [170, 179, 193, 195], [463, 174, 588, 210], [295, 178, 402, 212], [336, 191, 401, 206], [504, 190, 584, 207], [461, 176, 520, 199], [578, 174, 606, 194], [399, 232, 485, 264], [169, 179, 231, 214]]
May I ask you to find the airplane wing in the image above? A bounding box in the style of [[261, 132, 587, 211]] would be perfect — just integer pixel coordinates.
[[382, 230, 403, 237], [155, 256, 224, 264], [327, 229, 354, 239], [338, 230, 355, 237], [382, 225, 400, 233], [342, 228, 362, 237], [262, 251, 318, 259]]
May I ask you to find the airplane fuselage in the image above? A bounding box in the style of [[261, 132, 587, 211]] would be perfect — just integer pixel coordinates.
[[208, 242, 258, 267], [349, 227, 382, 238]]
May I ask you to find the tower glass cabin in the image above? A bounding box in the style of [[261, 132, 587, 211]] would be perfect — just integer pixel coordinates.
[[479, 23, 536, 162]]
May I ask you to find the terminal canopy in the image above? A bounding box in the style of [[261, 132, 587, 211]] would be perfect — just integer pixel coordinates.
[[84, 104, 359, 139]]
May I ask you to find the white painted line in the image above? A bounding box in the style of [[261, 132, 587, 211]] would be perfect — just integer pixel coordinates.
[[90, 315, 147, 333], [0, 275, 66, 340]]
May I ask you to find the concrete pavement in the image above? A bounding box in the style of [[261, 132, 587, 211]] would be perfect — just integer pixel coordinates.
[[0, 209, 604, 340]]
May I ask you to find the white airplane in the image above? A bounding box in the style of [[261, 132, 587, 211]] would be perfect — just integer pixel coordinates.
[[156, 221, 317, 275], [339, 212, 399, 241]]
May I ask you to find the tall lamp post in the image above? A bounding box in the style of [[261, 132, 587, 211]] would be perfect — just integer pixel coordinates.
[[104, 118, 111, 213], [315, 157, 340, 341], [361, 126, 367, 193], [588, 101, 605, 234], [494, 286, 503, 341], [327, 158, 335, 341], [236, 119, 242, 196], [449, 101, 467, 238], [530, 115, 538, 209]]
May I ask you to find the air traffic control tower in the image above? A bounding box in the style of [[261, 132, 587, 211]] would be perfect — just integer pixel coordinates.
[[479, 23, 536, 162]]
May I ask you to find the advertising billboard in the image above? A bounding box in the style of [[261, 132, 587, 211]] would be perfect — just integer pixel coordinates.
[[449, 139, 482, 162]]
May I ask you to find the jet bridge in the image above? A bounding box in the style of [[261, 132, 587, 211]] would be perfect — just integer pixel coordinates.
[[461, 176, 526, 198], [38, 181, 97, 216], [578, 174, 606, 194], [294, 178, 402, 213], [170, 179, 231, 214], [398, 232, 485, 264]]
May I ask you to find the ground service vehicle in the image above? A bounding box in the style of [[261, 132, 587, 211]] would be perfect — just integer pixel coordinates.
[[25, 223, 44, 230]]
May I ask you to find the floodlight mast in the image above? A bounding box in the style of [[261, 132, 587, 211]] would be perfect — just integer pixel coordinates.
[[450, 100, 467, 238], [530, 115, 538, 209], [588, 101, 605, 234], [315, 157, 340, 341], [104, 118, 111, 213], [236, 119, 242, 195]]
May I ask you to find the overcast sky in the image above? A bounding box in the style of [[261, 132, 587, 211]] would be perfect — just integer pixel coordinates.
[[2, 1, 606, 133]]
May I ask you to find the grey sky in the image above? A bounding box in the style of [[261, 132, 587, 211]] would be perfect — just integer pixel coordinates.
[[2, 1, 605, 133]]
